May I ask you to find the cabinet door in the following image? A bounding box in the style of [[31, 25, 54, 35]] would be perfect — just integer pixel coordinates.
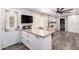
[[24, 33, 36, 49], [21, 35, 30, 48], [28, 34, 43, 50], [32, 13, 48, 29], [32, 12, 42, 29], [21, 33, 32, 49], [40, 15, 48, 28], [43, 35, 52, 50], [21, 32, 44, 50]]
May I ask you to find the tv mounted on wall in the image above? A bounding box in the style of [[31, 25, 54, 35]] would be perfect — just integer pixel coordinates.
[[21, 15, 33, 23]]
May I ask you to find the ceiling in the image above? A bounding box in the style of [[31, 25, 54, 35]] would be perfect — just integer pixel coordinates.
[[28, 8, 79, 17]]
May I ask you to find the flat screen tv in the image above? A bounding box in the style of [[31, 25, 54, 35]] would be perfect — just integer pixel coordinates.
[[21, 15, 33, 23]]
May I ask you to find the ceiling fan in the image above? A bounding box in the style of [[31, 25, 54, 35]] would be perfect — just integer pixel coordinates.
[[51, 8, 73, 14]]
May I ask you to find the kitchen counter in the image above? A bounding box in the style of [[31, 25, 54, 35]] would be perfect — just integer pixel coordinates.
[[23, 28, 56, 37]]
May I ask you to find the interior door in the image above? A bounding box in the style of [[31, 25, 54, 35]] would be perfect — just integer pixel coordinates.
[[60, 18, 65, 30]]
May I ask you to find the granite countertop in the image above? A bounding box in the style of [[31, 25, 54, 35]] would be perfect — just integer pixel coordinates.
[[22, 28, 56, 37]]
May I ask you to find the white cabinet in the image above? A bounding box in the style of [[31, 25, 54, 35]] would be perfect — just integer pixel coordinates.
[[32, 12, 41, 29], [28, 35, 43, 50], [32, 12, 48, 29], [21, 33, 43, 50], [21, 32, 52, 50], [48, 16, 57, 29], [1, 31, 20, 48], [21, 33, 32, 49]]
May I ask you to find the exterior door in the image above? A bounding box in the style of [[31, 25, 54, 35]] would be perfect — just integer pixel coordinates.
[[1, 9, 19, 49], [5, 9, 18, 31]]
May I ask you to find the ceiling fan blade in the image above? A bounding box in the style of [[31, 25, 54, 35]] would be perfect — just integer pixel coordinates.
[[62, 9, 73, 11], [60, 8, 64, 11], [63, 12, 71, 13], [57, 8, 60, 11], [62, 11, 71, 13]]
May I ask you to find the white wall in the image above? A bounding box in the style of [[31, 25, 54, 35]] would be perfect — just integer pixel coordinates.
[[68, 15, 79, 33], [65, 17, 68, 31], [55, 17, 60, 30]]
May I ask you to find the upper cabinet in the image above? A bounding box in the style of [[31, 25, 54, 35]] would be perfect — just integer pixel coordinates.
[[32, 12, 41, 29], [32, 12, 48, 29], [48, 16, 57, 28], [40, 14, 48, 28]]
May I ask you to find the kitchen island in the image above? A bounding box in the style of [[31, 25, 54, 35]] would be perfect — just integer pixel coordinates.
[[21, 29, 56, 50]]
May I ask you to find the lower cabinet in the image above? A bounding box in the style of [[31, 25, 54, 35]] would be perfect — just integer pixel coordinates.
[[21, 32, 43, 50], [29, 35, 43, 50], [21, 34, 32, 49], [21, 32, 52, 50]]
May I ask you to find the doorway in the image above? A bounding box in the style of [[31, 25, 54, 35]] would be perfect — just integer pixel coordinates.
[[60, 18, 65, 30]]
